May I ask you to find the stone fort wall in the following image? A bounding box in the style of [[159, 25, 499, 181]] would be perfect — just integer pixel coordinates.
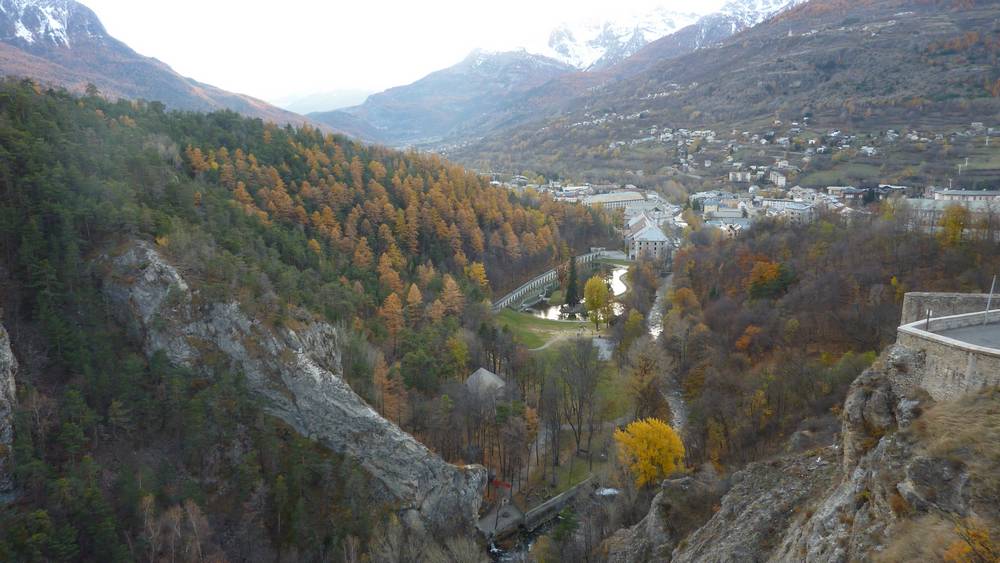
[[901, 292, 994, 324], [897, 296, 1000, 402]]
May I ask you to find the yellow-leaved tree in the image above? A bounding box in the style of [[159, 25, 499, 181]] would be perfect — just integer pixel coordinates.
[[939, 204, 970, 247], [584, 275, 611, 329], [614, 418, 685, 487]]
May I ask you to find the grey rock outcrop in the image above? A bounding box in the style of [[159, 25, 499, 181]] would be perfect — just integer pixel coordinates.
[[98, 240, 486, 535], [604, 489, 675, 563], [672, 451, 838, 563], [771, 345, 937, 562], [606, 340, 988, 562], [0, 320, 17, 497], [605, 466, 724, 563]]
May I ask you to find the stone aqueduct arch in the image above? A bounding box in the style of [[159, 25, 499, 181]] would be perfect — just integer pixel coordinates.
[[492, 251, 607, 312]]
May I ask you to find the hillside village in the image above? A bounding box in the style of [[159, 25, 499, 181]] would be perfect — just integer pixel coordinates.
[[490, 116, 999, 246]]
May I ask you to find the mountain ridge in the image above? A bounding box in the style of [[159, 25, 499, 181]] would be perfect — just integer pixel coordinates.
[[540, 0, 804, 71], [310, 49, 577, 145], [306, 0, 806, 149], [0, 0, 316, 127], [542, 6, 700, 70], [450, 0, 1000, 179]]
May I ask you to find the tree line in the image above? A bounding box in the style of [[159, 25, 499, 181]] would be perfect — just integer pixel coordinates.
[[0, 79, 616, 560]]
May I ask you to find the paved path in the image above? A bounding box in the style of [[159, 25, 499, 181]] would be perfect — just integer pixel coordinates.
[[528, 329, 599, 352], [936, 323, 1000, 349]]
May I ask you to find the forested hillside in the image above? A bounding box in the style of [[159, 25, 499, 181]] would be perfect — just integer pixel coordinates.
[[661, 208, 1000, 467], [0, 79, 613, 560], [0, 0, 311, 126]]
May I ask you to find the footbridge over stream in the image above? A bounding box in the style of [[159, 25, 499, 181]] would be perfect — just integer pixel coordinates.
[[476, 476, 596, 541]]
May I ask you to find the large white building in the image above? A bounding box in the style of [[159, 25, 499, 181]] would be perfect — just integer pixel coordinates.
[[760, 200, 816, 224], [933, 189, 1000, 202], [583, 191, 647, 210], [905, 199, 999, 234], [629, 225, 671, 261]]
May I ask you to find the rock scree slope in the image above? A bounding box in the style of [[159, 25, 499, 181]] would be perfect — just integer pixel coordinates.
[[97, 239, 486, 536]]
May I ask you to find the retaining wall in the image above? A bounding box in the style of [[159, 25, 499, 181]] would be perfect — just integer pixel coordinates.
[[896, 309, 1000, 401], [901, 292, 994, 325]]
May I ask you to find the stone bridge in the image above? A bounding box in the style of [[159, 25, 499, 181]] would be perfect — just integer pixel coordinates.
[[492, 251, 609, 313], [522, 475, 595, 532], [476, 476, 596, 540]]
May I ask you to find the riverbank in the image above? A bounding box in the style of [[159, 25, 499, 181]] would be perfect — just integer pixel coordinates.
[[647, 274, 689, 436], [498, 266, 630, 348]]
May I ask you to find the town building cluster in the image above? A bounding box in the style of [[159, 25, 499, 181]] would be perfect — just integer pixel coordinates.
[[688, 183, 999, 239]]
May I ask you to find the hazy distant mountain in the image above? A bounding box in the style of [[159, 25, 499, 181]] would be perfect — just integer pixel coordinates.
[[0, 0, 312, 126], [308, 0, 812, 147], [273, 89, 373, 115], [310, 49, 575, 146]]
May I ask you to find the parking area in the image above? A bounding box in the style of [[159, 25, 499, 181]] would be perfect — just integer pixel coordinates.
[[935, 322, 1000, 349]]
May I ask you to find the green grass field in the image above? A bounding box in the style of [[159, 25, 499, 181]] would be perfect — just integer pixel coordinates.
[[799, 162, 883, 187], [496, 309, 591, 349], [965, 143, 1000, 171], [598, 367, 631, 421]]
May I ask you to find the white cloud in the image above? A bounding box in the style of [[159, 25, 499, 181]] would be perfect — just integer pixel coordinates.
[[82, 0, 725, 102]]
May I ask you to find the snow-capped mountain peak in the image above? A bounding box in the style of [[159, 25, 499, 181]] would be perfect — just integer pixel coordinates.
[[0, 0, 105, 48], [543, 6, 700, 70], [537, 0, 806, 71], [718, 0, 808, 28], [460, 48, 574, 77]]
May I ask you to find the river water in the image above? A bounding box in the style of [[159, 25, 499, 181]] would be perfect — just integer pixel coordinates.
[[490, 270, 688, 561], [527, 267, 628, 320], [646, 275, 687, 435]]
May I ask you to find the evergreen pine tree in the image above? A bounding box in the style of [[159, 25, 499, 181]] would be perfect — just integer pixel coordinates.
[[565, 256, 580, 306]]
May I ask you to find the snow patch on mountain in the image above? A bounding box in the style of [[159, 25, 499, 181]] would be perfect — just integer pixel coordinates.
[[543, 5, 700, 70], [463, 48, 572, 75], [537, 0, 806, 71], [0, 0, 104, 48], [720, 0, 808, 28]]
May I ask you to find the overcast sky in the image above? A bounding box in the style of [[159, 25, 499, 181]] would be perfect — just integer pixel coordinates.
[[82, 0, 726, 104]]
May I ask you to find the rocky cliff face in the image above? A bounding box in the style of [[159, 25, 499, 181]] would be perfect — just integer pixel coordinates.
[[0, 319, 17, 497], [98, 240, 486, 536], [768, 345, 935, 562], [604, 467, 726, 562], [608, 342, 997, 562]]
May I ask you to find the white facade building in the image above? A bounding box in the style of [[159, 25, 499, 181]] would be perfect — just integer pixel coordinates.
[[628, 224, 671, 261], [933, 189, 1000, 202], [583, 191, 647, 210]]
